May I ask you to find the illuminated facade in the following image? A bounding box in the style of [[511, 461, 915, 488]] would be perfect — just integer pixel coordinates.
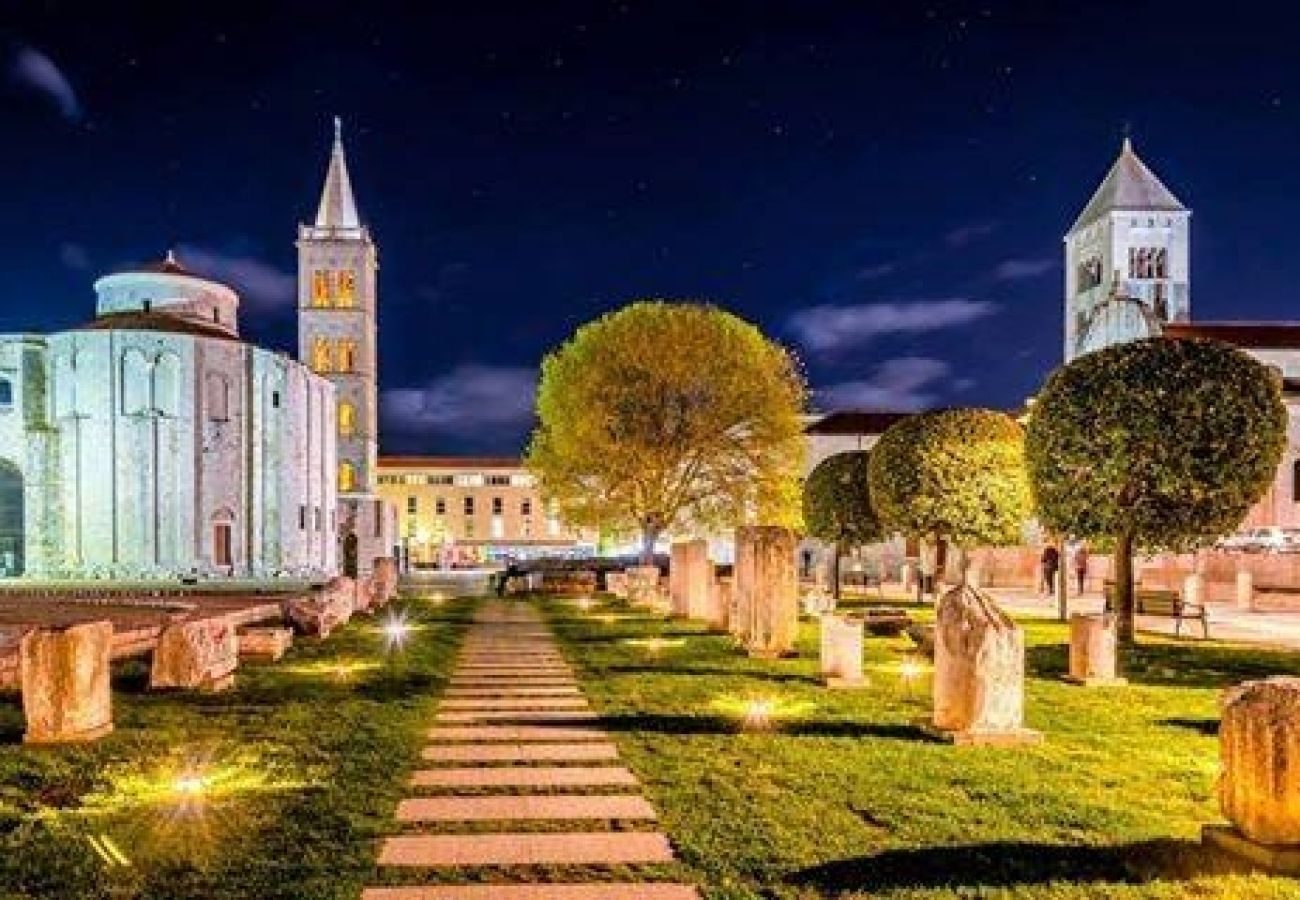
[[0, 255, 337, 578], [376, 457, 592, 565]]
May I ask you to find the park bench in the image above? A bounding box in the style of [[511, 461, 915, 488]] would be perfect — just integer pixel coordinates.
[[1104, 582, 1209, 638]]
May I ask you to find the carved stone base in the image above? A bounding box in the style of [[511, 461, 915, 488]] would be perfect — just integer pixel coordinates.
[[914, 717, 1043, 746], [825, 676, 870, 690], [25, 721, 113, 745], [1203, 825, 1300, 874], [1065, 675, 1128, 688]]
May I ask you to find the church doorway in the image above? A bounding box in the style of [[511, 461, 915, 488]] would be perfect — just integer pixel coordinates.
[[342, 532, 359, 579], [0, 461, 24, 577]]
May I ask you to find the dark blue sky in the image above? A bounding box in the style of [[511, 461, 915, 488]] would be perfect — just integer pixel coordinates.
[[3, 2, 1299, 453]]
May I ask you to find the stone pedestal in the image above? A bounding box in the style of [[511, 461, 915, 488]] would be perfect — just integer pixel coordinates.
[[239, 626, 294, 661], [1203, 676, 1300, 872], [921, 585, 1041, 746], [372, 557, 399, 606], [670, 540, 711, 620], [900, 562, 915, 594], [626, 566, 664, 611], [20, 622, 114, 744], [1184, 572, 1205, 607], [605, 572, 628, 599], [1066, 613, 1126, 686], [709, 576, 733, 632], [735, 526, 798, 658], [1236, 570, 1254, 611], [151, 619, 238, 691], [820, 615, 867, 688]]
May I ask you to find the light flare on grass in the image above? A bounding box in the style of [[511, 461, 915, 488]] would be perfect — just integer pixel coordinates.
[[711, 694, 816, 730], [623, 636, 686, 655]]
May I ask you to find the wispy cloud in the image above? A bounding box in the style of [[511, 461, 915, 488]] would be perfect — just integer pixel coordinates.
[[788, 299, 997, 353], [10, 46, 81, 122], [58, 242, 90, 271], [383, 365, 538, 439], [993, 257, 1056, 281], [944, 222, 997, 247], [815, 357, 952, 411], [175, 244, 295, 308], [853, 262, 898, 282]]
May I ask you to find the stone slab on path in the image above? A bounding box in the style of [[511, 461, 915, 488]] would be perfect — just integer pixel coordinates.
[[434, 710, 599, 724], [448, 680, 579, 690], [440, 697, 589, 710], [444, 686, 582, 698], [428, 725, 608, 742], [362, 884, 700, 900], [395, 794, 657, 822], [411, 766, 639, 788], [421, 743, 621, 763], [378, 831, 676, 866], [455, 666, 574, 675]]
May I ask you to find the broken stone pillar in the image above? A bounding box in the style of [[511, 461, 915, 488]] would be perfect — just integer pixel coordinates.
[[711, 575, 733, 633], [1204, 676, 1300, 871], [670, 540, 711, 620], [353, 577, 376, 614], [735, 526, 798, 658], [926, 585, 1041, 745], [1236, 570, 1254, 611], [605, 571, 628, 599], [20, 622, 114, 744], [820, 614, 867, 688], [372, 557, 399, 606], [1066, 613, 1125, 686], [238, 626, 294, 662], [288, 576, 355, 638], [626, 565, 664, 610], [150, 619, 239, 691]]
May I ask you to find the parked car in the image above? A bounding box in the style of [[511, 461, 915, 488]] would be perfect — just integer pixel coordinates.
[[1218, 526, 1300, 553]]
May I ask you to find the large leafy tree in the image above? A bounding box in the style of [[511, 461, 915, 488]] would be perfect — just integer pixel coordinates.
[[1026, 337, 1287, 644], [803, 451, 883, 599], [526, 301, 806, 560], [869, 408, 1032, 582]]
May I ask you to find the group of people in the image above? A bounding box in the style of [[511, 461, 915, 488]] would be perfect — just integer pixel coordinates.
[[1040, 542, 1089, 595]]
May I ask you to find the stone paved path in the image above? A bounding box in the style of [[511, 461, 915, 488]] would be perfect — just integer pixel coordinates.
[[365, 600, 698, 900]]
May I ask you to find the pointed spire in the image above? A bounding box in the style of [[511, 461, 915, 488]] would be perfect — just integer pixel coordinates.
[[314, 116, 362, 232], [1070, 137, 1186, 232]]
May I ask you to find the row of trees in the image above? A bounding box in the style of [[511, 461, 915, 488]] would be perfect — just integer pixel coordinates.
[[804, 339, 1287, 643], [526, 301, 1288, 645]]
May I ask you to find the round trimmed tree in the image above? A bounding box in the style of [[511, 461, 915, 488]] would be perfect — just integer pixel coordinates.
[[869, 408, 1032, 586], [1026, 336, 1287, 644], [526, 301, 806, 561], [803, 451, 883, 599]]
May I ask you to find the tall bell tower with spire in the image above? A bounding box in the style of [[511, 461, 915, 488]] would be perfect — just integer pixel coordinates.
[[298, 117, 378, 502]]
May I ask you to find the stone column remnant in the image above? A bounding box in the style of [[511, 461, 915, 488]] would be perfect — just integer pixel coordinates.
[[820, 614, 867, 688], [735, 526, 798, 658], [1066, 613, 1125, 686], [150, 619, 239, 691], [926, 585, 1042, 746], [1236, 570, 1254, 611], [670, 539, 711, 620], [20, 621, 114, 744]]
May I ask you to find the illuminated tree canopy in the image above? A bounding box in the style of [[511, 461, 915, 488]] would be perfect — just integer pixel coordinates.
[[803, 451, 883, 597]]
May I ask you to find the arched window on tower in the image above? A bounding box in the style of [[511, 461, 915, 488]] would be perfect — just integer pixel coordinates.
[[311, 270, 332, 307], [339, 460, 357, 493], [336, 269, 357, 307], [311, 337, 333, 373], [338, 401, 356, 437], [337, 339, 357, 373]]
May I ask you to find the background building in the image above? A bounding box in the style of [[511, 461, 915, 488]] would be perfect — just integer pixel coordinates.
[[377, 457, 593, 566]]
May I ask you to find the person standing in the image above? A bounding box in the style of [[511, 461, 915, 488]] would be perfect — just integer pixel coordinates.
[[1040, 544, 1060, 596], [1070, 544, 1088, 595]]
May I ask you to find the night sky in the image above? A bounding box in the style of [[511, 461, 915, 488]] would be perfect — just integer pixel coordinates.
[[3, 2, 1299, 454]]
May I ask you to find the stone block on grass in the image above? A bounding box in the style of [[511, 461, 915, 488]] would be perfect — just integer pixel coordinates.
[[238, 626, 293, 662], [150, 619, 238, 691], [20, 621, 113, 744]]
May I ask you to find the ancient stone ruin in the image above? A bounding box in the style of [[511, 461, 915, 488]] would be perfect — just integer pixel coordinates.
[[1203, 676, 1300, 872], [150, 619, 239, 691], [927, 585, 1041, 745], [734, 526, 798, 658], [819, 614, 867, 688], [670, 539, 711, 620], [238, 626, 294, 662], [626, 565, 666, 612], [372, 556, 399, 606], [287, 576, 355, 638], [20, 621, 114, 744], [1067, 613, 1125, 686]]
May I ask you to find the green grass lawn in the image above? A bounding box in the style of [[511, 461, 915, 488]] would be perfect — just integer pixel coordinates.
[[542, 595, 1300, 899], [0, 595, 470, 899]]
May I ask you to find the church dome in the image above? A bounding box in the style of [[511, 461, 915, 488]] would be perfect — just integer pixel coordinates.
[[91, 250, 241, 338]]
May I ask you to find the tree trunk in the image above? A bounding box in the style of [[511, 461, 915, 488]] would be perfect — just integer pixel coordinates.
[[830, 542, 842, 601], [640, 525, 660, 565], [954, 545, 969, 585], [1114, 528, 1136, 645], [1055, 537, 1069, 623]]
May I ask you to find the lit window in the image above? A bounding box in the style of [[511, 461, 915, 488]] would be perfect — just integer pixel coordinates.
[[465, 518, 475, 538], [338, 401, 356, 437], [311, 270, 331, 307], [487, 474, 511, 486], [337, 339, 357, 373], [491, 516, 504, 539], [339, 460, 357, 493], [311, 337, 333, 373], [336, 270, 357, 307]]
